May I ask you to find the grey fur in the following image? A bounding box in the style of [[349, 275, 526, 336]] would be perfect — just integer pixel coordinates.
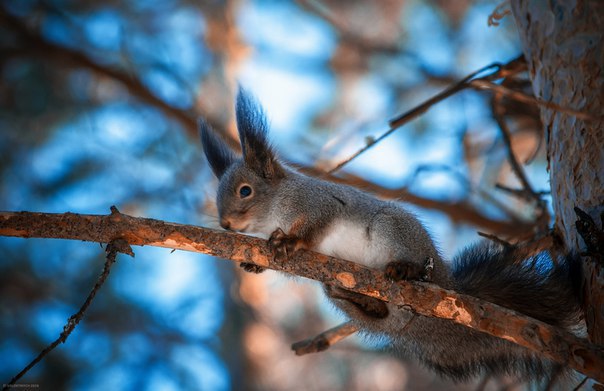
[[198, 118, 237, 179], [236, 88, 284, 180], [200, 89, 581, 384]]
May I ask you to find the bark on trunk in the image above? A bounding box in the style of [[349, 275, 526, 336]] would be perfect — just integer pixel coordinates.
[[511, 0, 604, 343]]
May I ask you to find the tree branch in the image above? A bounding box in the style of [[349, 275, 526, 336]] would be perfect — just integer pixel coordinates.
[[471, 79, 595, 121], [327, 56, 526, 173], [0, 209, 602, 382], [291, 321, 359, 355], [0, 7, 218, 138], [2, 236, 131, 390]]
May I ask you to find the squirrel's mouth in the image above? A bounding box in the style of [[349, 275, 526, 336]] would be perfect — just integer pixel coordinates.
[[220, 215, 250, 232], [228, 221, 250, 232], [237, 224, 250, 232]]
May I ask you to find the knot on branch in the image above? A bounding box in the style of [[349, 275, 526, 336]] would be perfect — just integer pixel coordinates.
[[106, 237, 134, 258]]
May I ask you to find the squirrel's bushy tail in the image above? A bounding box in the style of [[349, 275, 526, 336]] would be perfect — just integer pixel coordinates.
[[452, 242, 583, 328], [446, 243, 582, 384]]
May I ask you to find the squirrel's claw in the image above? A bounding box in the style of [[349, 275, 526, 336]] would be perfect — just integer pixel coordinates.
[[385, 257, 434, 282], [240, 262, 266, 273], [385, 261, 424, 281], [268, 228, 298, 262]]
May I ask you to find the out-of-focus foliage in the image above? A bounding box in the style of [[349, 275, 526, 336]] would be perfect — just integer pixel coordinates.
[[0, 0, 546, 390]]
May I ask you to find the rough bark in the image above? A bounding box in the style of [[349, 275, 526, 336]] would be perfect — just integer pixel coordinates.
[[511, 0, 604, 344], [1, 210, 603, 381]]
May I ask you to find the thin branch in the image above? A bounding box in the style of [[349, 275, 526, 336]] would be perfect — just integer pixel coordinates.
[[2, 237, 132, 389], [298, 0, 462, 85], [0, 7, 219, 137], [491, 92, 552, 237], [403, 163, 529, 224], [477, 232, 513, 247], [328, 55, 593, 175], [328, 56, 525, 173], [488, 1, 512, 27], [495, 183, 548, 199], [471, 79, 595, 121], [0, 210, 603, 382], [492, 94, 537, 198], [297, 0, 401, 55], [291, 321, 359, 355]]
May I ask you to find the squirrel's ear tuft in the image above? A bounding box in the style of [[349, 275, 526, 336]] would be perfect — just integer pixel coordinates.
[[199, 118, 238, 179], [236, 87, 285, 180]]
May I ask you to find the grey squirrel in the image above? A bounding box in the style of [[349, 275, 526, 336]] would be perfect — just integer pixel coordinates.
[[199, 88, 582, 383]]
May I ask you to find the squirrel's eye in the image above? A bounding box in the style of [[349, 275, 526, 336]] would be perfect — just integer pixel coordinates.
[[239, 185, 252, 198]]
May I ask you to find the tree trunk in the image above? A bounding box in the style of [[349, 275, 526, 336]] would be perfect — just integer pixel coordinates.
[[511, 0, 604, 344]]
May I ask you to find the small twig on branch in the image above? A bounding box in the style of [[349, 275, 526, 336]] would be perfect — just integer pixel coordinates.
[[402, 163, 528, 224], [2, 237, 132, 389], [477, 232, 513, 247], [491, 93, 551, 237], [1, 210, 603, 382], [488, 1, 511, 27], [292, 321, 359, 355], [477, 233, 561, 268], [495, 183, 549, 200], [492, 94, 538, 199]]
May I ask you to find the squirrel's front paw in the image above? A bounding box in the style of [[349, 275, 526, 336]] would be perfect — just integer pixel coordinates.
[[240, 262, 266, 273], [268, 228, 299, 262], [385, 257, 434, 282]]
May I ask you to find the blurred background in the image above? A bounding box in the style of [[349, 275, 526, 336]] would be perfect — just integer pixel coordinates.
[[0, 0, 549, 390]]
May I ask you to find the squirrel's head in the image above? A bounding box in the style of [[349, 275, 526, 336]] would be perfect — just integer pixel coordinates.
[[199, 88, 285, 234]]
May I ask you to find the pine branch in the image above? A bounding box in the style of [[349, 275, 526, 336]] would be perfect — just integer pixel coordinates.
[[1, 209, 602, 382]]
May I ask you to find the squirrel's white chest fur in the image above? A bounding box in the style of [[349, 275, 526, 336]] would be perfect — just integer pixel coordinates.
[[316, 219, 387, 269]]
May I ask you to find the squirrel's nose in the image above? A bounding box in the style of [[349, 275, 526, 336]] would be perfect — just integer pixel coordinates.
[[220, 218, 231, 230]]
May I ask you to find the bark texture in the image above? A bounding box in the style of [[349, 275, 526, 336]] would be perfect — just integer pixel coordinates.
[[511, 0, 604, 344], [0, 210, 603, 381]]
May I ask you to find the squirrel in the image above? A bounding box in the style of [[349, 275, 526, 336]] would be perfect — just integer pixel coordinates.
[[199, 88, 582, 383]]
